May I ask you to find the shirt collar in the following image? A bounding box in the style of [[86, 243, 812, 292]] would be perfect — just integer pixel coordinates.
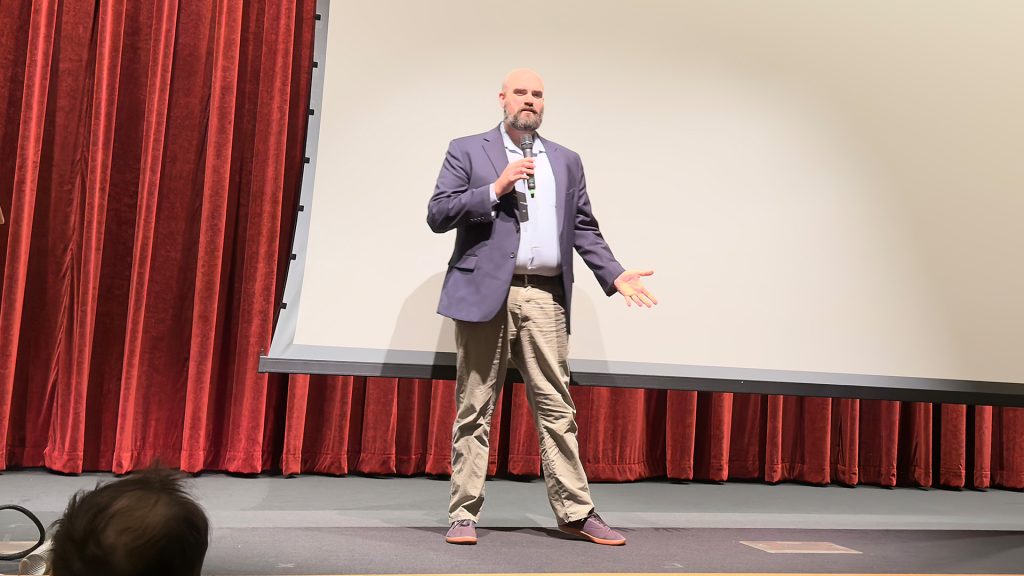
[[500, 122, 546, 155]]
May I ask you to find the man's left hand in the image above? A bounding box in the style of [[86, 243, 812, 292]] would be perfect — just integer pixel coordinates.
[[614, 269, 657, 308]]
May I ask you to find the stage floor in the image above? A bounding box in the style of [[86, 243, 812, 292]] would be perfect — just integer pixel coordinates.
[[1, 471, 1022, 575]]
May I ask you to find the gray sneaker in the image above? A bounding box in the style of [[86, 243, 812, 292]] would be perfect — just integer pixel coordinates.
[[558, 512, 626, 545], [445, 519, 477, 544]]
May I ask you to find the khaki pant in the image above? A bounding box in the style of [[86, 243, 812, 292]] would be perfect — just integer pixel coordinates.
[[448, 279, 594, 524]]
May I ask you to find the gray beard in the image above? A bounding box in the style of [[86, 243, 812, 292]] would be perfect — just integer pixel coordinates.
[[505, 109, 543, 132]]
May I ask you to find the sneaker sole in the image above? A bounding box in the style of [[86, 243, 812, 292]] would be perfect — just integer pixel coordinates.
[[558, 525, 626, 546], [445, 536, 477, 545]]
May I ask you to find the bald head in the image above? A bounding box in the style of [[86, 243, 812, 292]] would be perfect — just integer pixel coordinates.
[[502, 68, 544, 93], [500, 68, 545, 134]]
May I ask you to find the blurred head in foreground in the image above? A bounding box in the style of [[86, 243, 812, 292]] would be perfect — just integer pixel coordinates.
[[50, 467, 209, 576]]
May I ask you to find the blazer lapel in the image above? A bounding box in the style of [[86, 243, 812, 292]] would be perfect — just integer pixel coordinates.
[[482, 126, 507, 179], [542, 136, 568, 240]]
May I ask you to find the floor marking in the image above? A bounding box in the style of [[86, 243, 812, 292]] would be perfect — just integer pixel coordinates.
[[740, 541, 862, 554]]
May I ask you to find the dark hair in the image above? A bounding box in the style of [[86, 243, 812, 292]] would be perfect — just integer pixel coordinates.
[[49, 468, 209, 576]]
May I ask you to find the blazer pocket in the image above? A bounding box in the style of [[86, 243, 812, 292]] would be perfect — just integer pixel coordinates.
[[452, 254, 478, 271]]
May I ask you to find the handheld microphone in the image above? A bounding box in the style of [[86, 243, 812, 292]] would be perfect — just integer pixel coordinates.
[[520, 134, 536, 198]]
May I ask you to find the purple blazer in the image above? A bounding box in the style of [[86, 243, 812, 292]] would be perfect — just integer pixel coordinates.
[[427, 125, 625, 331]]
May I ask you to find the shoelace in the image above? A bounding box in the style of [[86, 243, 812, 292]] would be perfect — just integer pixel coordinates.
[[452, 519, 473, 527]]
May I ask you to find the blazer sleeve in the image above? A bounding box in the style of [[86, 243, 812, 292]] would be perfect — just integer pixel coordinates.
[[427, 140, 495, 233], [571, 154, 625, 296]]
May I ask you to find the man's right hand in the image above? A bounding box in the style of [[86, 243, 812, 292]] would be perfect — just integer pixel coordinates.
[[495, 158, 534, 198]]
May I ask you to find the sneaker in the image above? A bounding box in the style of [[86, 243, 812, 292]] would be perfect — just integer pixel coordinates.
[[445, 519, 477, 544], [558, 511, 626, 545]]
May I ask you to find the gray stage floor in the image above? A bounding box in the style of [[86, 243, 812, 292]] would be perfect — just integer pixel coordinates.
[[2, 470, 1023, 574]]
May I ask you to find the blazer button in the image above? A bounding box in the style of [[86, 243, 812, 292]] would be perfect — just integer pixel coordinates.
[[509, 252, 515, 258]]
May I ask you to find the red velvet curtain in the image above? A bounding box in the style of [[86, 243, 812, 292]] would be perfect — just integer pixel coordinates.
[[1, 0, 1022, 490]]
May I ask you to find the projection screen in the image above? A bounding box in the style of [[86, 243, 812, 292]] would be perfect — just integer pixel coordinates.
[[261, 0, 1024, 406]]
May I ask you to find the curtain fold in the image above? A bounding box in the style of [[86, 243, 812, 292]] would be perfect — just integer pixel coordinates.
[[831, 398, 860, 485], [181, 0, 244, 474], [1, 0, 1020, 490], [664, 390, 697, 479], [938, 404, 966, 488], [110, 0, 179, 475], [0, 0, 60, 471]]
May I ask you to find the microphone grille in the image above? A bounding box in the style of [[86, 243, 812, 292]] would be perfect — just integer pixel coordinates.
[[520, 134, 534, 149]]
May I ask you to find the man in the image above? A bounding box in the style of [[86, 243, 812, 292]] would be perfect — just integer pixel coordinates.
[[427, 68, 656, 546], [48, 468, 209, 576]]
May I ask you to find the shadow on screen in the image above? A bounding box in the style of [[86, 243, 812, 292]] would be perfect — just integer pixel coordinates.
[[563, 286, 609, 379], [384, 271, 457, 379]]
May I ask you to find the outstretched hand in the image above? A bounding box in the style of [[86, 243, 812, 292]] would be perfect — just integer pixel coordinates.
[[614, 269, 657, 308]]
